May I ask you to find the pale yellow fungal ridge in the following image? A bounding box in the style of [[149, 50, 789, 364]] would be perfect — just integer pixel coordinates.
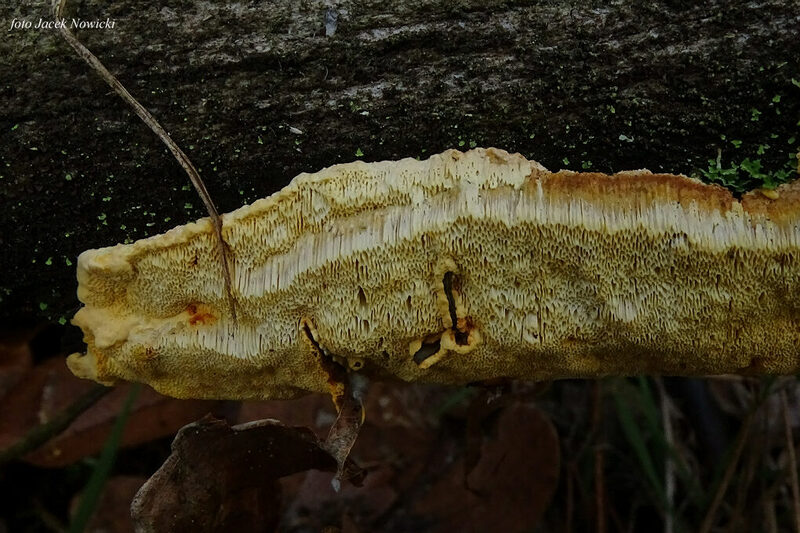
[[68, 148, 800, 399]]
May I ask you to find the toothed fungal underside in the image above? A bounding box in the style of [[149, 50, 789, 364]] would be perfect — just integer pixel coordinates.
[[68, 149, 800, 399]]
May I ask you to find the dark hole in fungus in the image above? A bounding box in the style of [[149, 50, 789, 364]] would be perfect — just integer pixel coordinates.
[[443, 271, 470, 345], [454, 328, 470, 346], [747, 357, 767, 372], [357, 286, 367, 307], [413, 338, 441, 365], [442, 271, 459, 326]]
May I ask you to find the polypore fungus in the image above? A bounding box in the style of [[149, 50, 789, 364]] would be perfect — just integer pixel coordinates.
[[67, 148, 800, 399]]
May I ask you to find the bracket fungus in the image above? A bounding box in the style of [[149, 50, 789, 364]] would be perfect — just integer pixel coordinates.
[[68, 148, 800, 400]]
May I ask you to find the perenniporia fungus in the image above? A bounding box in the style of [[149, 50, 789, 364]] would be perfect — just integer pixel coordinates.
[[67, 148, 800, 400]]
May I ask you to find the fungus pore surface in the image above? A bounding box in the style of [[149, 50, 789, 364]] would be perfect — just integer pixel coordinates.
[[68, 148, 800, 399]]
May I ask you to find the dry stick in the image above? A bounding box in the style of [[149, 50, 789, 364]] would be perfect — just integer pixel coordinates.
[[657, 379, 675, 533], [591, 382, 606, 533], [53, 0, 237, 322], [766, 497, 779, 533], [726, 414, 763, 533], [33, 497, 68, 532], [594, 448, 606, 533], [0, 384, 111, 467], [565, 463, 574, 533], [781, 389, 800, 533], [762, 458, 793, 533], [698, 409, 754, 533]]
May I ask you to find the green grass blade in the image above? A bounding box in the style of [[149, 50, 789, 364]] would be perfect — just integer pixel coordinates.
[[69, 383, 141, 533], [633, 378, 703, 508], [612, 382, 667, 508]]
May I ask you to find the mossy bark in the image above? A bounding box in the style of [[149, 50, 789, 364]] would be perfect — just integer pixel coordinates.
[[1, 0, 798, 325]]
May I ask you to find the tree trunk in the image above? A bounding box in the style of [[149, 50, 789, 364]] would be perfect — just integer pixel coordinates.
[[1, 0, 798, 324]]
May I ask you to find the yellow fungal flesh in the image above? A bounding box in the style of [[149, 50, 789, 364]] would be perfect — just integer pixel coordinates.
[[68, 148, 800, 399]]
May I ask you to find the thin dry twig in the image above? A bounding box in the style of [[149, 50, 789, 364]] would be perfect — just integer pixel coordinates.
[[699, 410, 754, 533], [657, 379, 675, 533], [763, 467, 786, 533], [726, 409, 765, 533], [765, 496, 779, 533], [781, 388, 800, 533], [565, 465, 573, 533], [592, 382, 606, 533], [0, 384, 111, 467], [594, 447, 606, 533], [52, 0, 237, 322]]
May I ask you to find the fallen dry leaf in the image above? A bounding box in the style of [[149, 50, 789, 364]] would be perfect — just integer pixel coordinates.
[[274, 382, 448, 531], [415, 401, 560, 532], [325, 374, 368, 489], [0, 330, 34, 400], [0, 358, 65, 455], [0, 357, 220, 467], [281, 466, 397, 531], [236, 393, 335, 433], [131, 416, 342, 533]]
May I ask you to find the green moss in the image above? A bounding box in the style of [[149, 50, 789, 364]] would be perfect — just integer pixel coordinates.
[[697, 150, 797, 192]]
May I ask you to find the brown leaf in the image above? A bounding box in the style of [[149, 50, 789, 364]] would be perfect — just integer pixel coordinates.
[[281, 465, 398, 530], [0, 358, 220, 467], [131, 417, 340, 533], [416, 402, 560, 532], [279, 382, 446, 530], [324, 374, 368, 489], [236, 393, 334, 433], [0, 358, 65, 454], [0, 331, 33, 400]]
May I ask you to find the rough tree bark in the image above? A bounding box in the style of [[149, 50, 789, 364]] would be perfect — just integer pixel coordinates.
[[1, 0, 798, 327]]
